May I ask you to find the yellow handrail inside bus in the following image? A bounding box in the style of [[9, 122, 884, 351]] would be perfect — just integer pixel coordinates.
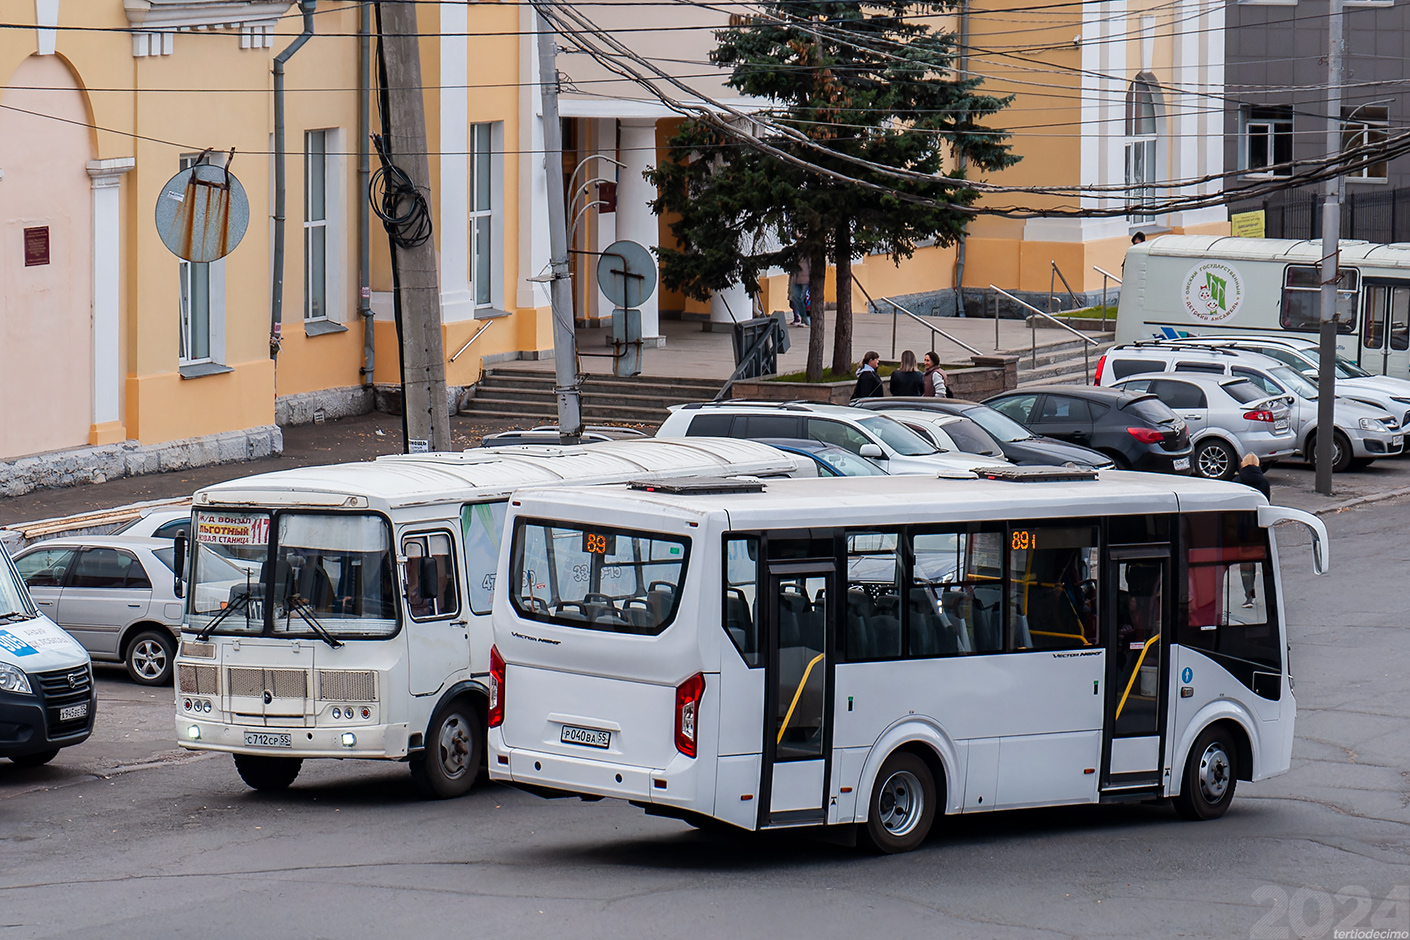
[[1114, 634, 1160, 721], [777, 652, 826, 745]]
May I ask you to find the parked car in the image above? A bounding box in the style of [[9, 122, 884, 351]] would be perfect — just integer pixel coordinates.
[[1110, 373, 1297, 479], [478, 425, 649, 447], [656, 401, 1012, 474], [111, 508, 191, 540], [983, 386, 1194, 473], [1094, 344, 1403, 471], [1158, 335, 1410, 432], [852, 398, 1115, 468], [11, 536, 246, 686], [756, 438, 889, 477], [0, 544, 96, 767]]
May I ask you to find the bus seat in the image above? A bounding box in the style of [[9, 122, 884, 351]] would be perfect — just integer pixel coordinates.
[[725, 591, 755, 651], [647, 587, 675, 622], [778, 591, 809, 648], [909, 589, 956, 656], [1010, 613, 1032, 650]]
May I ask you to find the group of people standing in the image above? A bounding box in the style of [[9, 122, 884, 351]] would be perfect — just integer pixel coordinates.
[[852, 350, 949, 400]]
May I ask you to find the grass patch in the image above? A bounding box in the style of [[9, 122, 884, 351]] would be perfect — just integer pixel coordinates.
[[1057, 305, 1118, 320], [771, 366, 860, 383]]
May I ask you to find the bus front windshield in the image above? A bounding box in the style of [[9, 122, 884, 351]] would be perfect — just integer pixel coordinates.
[[189, 510, 397, 639]]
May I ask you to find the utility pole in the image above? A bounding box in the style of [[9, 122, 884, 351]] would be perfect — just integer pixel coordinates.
[[1315, 0, 1344, 496], [532, 4, 584, 444], [375, 1, 452, 452]]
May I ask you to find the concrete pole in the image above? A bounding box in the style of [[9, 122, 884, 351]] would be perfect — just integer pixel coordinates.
[[1315, 0, 1344, 496], [533, 7, 583, 442]]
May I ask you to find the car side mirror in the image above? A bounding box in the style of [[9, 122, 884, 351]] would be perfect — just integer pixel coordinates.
[[859, 443, 885, 459], [173, 532, 187, 599]]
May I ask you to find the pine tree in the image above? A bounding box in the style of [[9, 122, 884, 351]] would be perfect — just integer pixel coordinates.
[[650, 0, 1018, 381]]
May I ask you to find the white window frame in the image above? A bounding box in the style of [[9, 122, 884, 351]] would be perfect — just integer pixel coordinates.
[[301, 128, 347, 333], [1241, 105, 1293, 177], [304, 129, 328, 321], [178, 153, 226, 371], [469, 121, 505, 315], [1342, 106, 1389, 181], [1124, 76, 1161, 225]]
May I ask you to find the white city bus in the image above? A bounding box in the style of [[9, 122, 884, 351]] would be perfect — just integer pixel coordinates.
[[487, 469, 1328, 852], [172, 438, 804, 798]]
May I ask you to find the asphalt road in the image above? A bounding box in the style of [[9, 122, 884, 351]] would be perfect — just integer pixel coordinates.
[[1, 499, 1407, 940]]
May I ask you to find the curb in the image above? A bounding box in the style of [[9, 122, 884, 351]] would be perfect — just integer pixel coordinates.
[[1308, 484, 1410, 517]]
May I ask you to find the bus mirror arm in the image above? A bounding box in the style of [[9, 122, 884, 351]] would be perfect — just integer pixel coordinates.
[[1258, 505, 1330, 575]]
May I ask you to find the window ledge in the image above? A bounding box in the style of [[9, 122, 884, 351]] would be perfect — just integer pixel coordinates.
[[304, 318, 349, 336], [474, 307, 513, 321], [179, 361, 234, 379], [1345, 176, 1389, 185]]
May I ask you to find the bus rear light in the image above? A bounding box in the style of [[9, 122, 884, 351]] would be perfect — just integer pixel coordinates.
[[674, 672, 706, 758], [488, 645, 505, 728], [1094, 354, 1107, 385], [1243, 409, 1276, 423], [1126, 426, 1166, 444]]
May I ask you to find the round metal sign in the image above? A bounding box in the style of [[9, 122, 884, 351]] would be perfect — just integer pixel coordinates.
[[154, 162, 249, 263], [596, 239, 657, 309]]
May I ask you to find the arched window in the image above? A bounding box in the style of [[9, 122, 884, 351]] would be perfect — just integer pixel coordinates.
[[1124, 75, 1161, 223]]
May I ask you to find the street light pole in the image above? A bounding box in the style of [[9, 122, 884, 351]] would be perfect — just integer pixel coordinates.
[[1314, 0, 1344, 496]]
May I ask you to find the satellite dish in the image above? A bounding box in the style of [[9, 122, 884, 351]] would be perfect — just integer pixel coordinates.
[[154, 159, 249, 263], [597, 239, 657, 309]]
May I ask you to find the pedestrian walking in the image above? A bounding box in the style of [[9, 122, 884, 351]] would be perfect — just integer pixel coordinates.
[[890, 350, 926, 397], [853, 351, 883, 399], [922, 351, 948, 398], [789, 255, 811, 326], [1235, 452, 1271, 608]]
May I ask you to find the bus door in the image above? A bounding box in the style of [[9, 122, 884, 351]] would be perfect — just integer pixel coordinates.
[[762, 561, 835, 826], [1360, 281, 1410, 376], [1101, 550, 1170, 794]]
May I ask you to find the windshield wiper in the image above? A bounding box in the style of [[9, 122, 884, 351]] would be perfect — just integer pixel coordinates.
[[283, 594, 344, 649], [0, 611, 32, 622], [197, 589, 256, 641]]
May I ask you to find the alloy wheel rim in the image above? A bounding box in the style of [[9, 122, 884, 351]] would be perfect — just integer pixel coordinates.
[[1197, 743, 1230, 802], [877, 769, 923, 836], [438, 714, 471, 778], [1198, 446, 1230, 478], [133, 640, 167, 679]]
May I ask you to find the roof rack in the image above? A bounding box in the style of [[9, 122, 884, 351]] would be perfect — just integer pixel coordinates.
[[978, 466, 1099, 483], [677, 401, 816, 412], [628, 478, 766, 495], [1126, 340, 1241, 356]]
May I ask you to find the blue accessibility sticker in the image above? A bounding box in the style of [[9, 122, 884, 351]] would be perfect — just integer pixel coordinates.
[[1181, 666, 1193, 684], [0, 630, 38, 657]]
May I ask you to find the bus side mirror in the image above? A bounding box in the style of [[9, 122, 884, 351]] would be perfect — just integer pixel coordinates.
[[173, 533, 188, 599]]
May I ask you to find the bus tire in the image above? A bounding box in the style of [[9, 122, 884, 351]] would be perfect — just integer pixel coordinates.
[[861, 751, 936, 854], [410, 697, 481, 800], [1194, 439, 1238, 480], [1173, 726, 1237, 821], [233, 753, 303, 791]]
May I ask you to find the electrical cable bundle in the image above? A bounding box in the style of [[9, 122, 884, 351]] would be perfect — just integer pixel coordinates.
[[369, 133, 433, 249]]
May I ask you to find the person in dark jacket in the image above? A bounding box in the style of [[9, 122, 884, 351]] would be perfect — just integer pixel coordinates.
[[889, 350, 926, 397], [1236, 453, 1271, 607], [853, 351, 883, 399], [922, 350, 948, 398]]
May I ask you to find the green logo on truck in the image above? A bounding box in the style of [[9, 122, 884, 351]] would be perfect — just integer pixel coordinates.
[[1184, 263, 1242, 322]]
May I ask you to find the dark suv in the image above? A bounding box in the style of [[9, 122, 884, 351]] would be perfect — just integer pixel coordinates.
[[983, 386, 1193, 473]]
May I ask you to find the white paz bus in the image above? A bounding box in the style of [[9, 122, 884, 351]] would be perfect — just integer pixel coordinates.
[[171, 439, 803, 798], [488, 469, 1328, 852]]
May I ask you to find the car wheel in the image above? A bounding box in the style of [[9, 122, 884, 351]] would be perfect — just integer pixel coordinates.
[[1194, 439, 1238, 480], [410, 697, 482, 800], [10, 749, 59, 767], [861, 751, 937, 854], [1172, 726, 1238, 821], [233, 753, 303, 791], [1307, 430, 1353, 473], [125, 629, 175, 686]]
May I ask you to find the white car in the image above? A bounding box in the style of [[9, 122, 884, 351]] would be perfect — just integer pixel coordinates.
[[656, 401, 1012, 474], [111, 508, 192, 540], [12, 536, 247, 686]]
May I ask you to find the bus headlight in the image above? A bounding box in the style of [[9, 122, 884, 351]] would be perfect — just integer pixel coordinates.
[[187, 725, 202, 741], [340, 732, 356, 747]]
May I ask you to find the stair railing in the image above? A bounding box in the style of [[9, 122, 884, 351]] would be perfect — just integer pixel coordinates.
[[1093, 265, 1122, 330], [450, 319, 496, 362], [990, 285, 1099, 382], [715, 316, 783, 402], [854, 280, 982, 359], [1048, 260, 1082, 315]]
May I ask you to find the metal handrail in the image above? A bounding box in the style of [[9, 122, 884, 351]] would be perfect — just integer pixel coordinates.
[[1049, 260, 1081, 314], [1092, 265, 1122, 284], [715, 317, 781, 401], [1094, 265, 1122, 330], [855, 280, 982, 358], [450, 319, 496, 362], [990, 284, 1099, 383]]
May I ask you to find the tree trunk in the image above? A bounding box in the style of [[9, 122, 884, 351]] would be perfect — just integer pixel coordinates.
[[806, 241, 828, 382], [831, 222, 854, 377]]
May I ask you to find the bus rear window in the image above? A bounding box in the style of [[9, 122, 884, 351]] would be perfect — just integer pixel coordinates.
[[511, 521, 689, 634]]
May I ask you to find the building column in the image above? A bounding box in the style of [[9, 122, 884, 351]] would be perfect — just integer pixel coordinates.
[[616, 118, 662, 344], [87, 157, 135, 445], [592, 118, 619, 322]]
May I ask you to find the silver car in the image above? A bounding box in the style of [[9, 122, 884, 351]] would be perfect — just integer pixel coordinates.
[[12, 536, 246, 686], [1111, 374, 1297, 479]]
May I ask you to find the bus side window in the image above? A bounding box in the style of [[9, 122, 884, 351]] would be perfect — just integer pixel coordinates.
[[403, 532, 460, 621], [911, 528, 1004, 656], [844, 532, 901, 662], [723, 537, 761, 666], [1007, 525, 1100, 651], [1180, 513, 1280, 673]]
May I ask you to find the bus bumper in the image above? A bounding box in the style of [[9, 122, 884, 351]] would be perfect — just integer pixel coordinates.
[[175, 715, 413, 760], [489, 730, 702, 807]]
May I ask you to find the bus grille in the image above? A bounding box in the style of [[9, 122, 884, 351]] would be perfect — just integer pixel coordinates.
[[227, 667, 307, 699], [179, 664, 220, 696], [317, 670, 376, 702]]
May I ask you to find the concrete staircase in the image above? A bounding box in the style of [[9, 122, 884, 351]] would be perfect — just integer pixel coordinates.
[[1013, 334, 1117, 388], [459, 367, 724, 427]]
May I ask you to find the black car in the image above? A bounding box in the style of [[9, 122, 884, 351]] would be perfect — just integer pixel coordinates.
[[853, 399, 1116, 469], [982, 386, 1193, 473]]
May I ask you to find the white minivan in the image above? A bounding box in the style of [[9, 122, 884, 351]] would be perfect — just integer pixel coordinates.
[[0, 544, 96, 766]]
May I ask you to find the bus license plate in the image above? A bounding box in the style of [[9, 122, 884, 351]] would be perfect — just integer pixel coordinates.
[[59, 702, 88, 722], [560, 725, 610, 749], [244, 732, 292, 748], [1173, 458, 1191, 470]]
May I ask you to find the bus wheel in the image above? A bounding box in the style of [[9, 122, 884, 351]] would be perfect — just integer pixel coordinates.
[[1173, 726, 1238, 821], [1194, 440, 1237, 480], [862, 752, 936, 854], [411, 697, 482, 800], [233, 753, 303, 791]]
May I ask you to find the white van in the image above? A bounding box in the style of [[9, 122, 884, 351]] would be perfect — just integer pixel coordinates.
[[1116, 235, 1410, 380], [0, 544, 96, 766]]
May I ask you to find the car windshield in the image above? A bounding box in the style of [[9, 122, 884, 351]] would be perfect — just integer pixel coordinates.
[[856, 415, 938, 456], [1336, 355, 1371, 378], [0, 552, 35, 620], [939, 417, 1002, 456], [1124, 397, 1178, 424], [816, 446, 888, 476], [188, 510, 398, 639], [961, 406, 1035, 443], [1269, 365, 1319, 399]]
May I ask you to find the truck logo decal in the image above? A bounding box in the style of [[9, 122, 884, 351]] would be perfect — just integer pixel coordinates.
[[1184, 262, 1242, 323]]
